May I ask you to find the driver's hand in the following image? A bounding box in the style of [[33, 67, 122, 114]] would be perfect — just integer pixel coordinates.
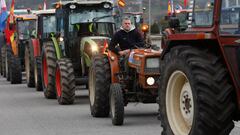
[[119, 49, 130, 56]]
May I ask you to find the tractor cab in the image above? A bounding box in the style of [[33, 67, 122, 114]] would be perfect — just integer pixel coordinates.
[[16, 15, 37, 41], [35, 9, 56, 47], [15, 14, 37, 56]]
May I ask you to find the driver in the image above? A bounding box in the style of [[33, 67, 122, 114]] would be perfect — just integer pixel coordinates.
[[109, 17, 144, 56]]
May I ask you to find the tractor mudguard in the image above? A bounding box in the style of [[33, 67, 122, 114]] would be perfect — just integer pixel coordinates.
[[31, 38, 40, 57], [107, 51, 120, 83], [82, 52, 91, 67], [51, 36, 62, 59], [80, 37, 99, 67]]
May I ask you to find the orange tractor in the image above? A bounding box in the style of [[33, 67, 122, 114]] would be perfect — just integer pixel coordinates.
[[158, 0, 240, 135], [3, 13, 37, 84], [88, 30, 160, 125]]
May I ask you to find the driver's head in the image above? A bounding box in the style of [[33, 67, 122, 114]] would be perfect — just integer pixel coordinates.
[[122, 17, 132, 32]]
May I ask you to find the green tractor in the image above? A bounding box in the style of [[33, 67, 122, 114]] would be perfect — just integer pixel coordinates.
[[24, 9, 56, 91], [41, 0, 115, 104]]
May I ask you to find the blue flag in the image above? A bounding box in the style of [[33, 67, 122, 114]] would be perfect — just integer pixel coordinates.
[[0, 0, 8, 32]]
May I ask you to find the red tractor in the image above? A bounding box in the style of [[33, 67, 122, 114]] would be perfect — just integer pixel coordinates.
[[159, 0, 240, 135], [24, 9, 56, 91]]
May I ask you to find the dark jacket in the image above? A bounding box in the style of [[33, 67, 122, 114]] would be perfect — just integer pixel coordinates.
[[109, 26, 144, 55]]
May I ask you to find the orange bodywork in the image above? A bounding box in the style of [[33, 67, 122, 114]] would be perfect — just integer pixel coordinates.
[[108, 49, 161, 89], [128, 49, 161, 89], [107, 51, 120, 83]]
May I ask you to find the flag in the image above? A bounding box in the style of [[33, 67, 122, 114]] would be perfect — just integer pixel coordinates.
[[167, 0, 172, 16], [0, 0, 8, 31], [43, 0, 47, 10], [5, 0, 15, 44]]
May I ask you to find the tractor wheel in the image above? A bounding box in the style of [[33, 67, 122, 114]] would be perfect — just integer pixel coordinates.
[[10, 56, 22, 84], [55, 58, 75, 105], [41, 43, 57, 99], [110, 83, 124, 126], [88, 54, 111, 117], [25, 44, 35, 87], [6, 46, 12, 81], [1, 46, 6, 77], [34, 57, 42, 91], [158, 46, 236, 135]]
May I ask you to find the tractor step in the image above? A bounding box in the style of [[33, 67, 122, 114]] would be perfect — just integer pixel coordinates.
[[75, 77, 88, 85]]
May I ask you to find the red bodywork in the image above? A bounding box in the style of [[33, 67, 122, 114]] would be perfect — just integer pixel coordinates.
[[31, 38, 40, 57], [162, 0, 240, 110]]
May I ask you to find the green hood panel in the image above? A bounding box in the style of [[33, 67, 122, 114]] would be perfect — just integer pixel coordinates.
[[80, 36, 110, 67]]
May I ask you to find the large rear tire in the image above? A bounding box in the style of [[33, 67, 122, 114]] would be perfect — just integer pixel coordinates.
[[10, 56, 22, 84], [34, 57, 42, 91], [41, 42, 57, 99], [25, 44, 35, 87], [88, 54, 111, 117], [110, 83, 124, 126], [158, 46, 236, 135], [55, 58, 75, 105]]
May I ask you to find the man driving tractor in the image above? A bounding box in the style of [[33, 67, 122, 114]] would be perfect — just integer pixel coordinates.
[[109, 17, 144, 56]]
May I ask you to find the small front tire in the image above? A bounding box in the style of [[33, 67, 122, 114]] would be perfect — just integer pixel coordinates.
[[110, 83, 124, 126]]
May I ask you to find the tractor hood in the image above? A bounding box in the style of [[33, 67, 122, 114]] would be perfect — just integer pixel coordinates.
[[128, 49, 161, 70]]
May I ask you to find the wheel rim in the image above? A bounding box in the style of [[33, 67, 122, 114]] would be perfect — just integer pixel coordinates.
[[89, 67, 96, 106], [25, 48, 30, 83], [55, 66, 62, 97], [166, 71, 194, 135], [43, 55, 48, 87]]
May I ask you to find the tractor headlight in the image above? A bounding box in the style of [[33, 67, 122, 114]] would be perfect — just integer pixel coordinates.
[[59, 37, 64, 42], [70, 4, 76, 9], [103, 3, 111, 9], [91, 45, 98, 52], [146, 77, 155, 86], [146, 58, 159, 68]]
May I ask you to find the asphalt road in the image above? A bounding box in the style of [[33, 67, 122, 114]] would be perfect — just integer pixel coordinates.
[[0, 75, 239, 135], [0, 76, 161, 135]]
